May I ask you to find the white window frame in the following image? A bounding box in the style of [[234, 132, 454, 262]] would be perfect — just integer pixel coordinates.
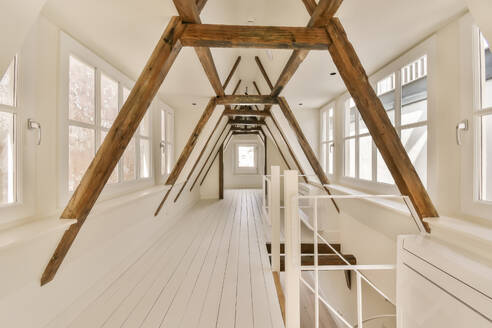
[[58, 32, 154, 206], [234, 142, 258, 175], [320, 103, 335, 176], [157, 104, 174, 182], [460, 14, 492, 221], [336, 36, 437, 195]]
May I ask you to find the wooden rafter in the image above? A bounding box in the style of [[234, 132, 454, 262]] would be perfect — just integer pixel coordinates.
[[41, 16, 187, 285], [325, 18, 436, 230], [301, 0, 317, 15], [255, 57, 274, 91], [155, 98, 217, 215], [180, 24, 331, 50], [229, 118, 265, 125], [223, 108, 270, 117], [217, 95, 278, 105], [222, 56, 241, 90]]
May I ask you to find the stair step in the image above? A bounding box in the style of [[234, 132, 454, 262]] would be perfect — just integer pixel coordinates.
[[265, 243, 341, 255], [271, 254, 357, 272]]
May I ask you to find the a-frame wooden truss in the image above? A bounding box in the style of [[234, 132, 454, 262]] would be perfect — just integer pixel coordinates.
[[40, 0, 438, 285]]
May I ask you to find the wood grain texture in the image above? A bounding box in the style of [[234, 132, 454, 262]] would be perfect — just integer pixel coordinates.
[[181, 24, 331, 50], [229, 118, 266, 125], [222, 56, 241, 90], [255, 57, 274, 91], [232, 79, 242, 95], [223, 108, 270, 117], [302, 0, 317, 15], [41, 17, 186, 285], [217, 95, 278, 105], [325, 18, 436, 230]]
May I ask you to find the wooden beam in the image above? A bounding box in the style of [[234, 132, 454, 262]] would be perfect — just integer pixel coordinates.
[[253, 81, 263, 96], [216, 95, 278, 105], [229, 118, 265, 125], [325, 18, 436, 230], [155, 98, 217, 215], [173, 115, 226, 202], [255, 57, 274, 91], [302, 0, 317, 15], [276, 97, 339, 212], [263, 125, 292, 170], [270, 0, 343, 97], [40, 17, 186, 286], [222, 56, 241, 90], [232, 79, 242, 95], [219, 144, 224, 199], [230, 127, 262, 131], [190, 127, 231, 191], [223, 108, 270, 117], [181, 24, 331, 50], [232, 131, 261, 135]]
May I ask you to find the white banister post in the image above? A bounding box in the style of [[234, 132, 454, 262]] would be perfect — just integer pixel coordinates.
[[284, 170, 300, 328], [271, 166, 281, 272], [356, 272, 363, 328]]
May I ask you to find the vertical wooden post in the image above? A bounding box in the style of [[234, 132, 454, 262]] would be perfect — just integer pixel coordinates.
[[271, 166, 281, 273], [284, 170, 300, 328], [219, 144, 224, 199]]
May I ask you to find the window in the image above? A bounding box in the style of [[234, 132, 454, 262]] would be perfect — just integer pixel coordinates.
[[321, 106, 335, 175], [0, 57, 17, 204], [160, 108, 174, 176], [342, 55, 428, 187], [235, 143, 257, 174], [64, 37, 153, 195], [478, 33, 492, 201]]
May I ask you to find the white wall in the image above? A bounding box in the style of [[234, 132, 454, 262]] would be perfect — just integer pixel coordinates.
[[224, 135, 264, 189]]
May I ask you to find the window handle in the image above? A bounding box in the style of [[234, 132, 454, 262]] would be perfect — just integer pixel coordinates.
[[160, 141, 166, 152], [455, 119, 468, 146], [329, 142, 335, 153], [27, 119, 41, 145]]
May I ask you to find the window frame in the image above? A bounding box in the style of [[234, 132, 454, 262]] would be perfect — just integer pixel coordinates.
[[234, 142, 258, 175], [320, 103, 335, 176], [58, 32, 154, 206], [336, 36, 437, 195], [158, 105, 174, 181], [460, 15, 492, 221]]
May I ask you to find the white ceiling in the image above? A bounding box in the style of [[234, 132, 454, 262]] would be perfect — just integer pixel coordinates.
[[42, 0, 466, 111]]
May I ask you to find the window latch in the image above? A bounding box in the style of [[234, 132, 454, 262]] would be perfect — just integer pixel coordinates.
[[160, 141, 166, 153], [455, 119, 468, 146], [27, 119, 41, 145]]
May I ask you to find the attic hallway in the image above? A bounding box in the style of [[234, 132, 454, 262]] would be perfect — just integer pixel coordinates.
[[48, 189, 284, 328]]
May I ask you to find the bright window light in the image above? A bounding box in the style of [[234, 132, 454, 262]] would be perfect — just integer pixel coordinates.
[[237, 146, 255, 168]]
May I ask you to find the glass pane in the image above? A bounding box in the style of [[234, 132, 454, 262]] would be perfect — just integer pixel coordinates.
[[0, 112, 15, 203], [481, 114, 492, 200], [344, 138, 355, 178], [69, 56, 95, 124], [328, 108, 334, 140], [161, 143, 166, 176], [481, 33, 492, 109], [0, 58, 15, 106], [377, 74, 396, 125], [100, 131, 118, 184], [327, 142, 334, 175], [321, 111, 327, 141], [401, 56, 428, 126], [140, 138, 151, 178], [100, 73, 118, 129], [161, 110, 166, 141], [166, 144, 173, 175], [401, 126, 427, 187], [377, 73, 395, 95], [166, 112, 173, 142], [238, 146, 255, 167], [345, 103, 356, 137], [359, 135, 372, 180], [122, 137, 136, 181], [321, 142, 327, 173], [377, 150, 394, 184], [69, 125, 95, 191], [140, 112, 150, 137]]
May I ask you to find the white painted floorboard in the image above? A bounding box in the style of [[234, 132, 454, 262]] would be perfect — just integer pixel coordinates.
[[62, 190, 284, 328]]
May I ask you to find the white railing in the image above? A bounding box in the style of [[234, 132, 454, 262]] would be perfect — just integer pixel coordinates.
[[265, 168, 423, 328]]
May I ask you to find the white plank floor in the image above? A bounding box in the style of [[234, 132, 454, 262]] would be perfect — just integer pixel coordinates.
[[64, 189, 284, 328]]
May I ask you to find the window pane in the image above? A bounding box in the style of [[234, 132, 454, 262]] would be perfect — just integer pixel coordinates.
[[321, 142, 327, 173], [100, 73, 118, 129], [69, 125, 95, 191], [321, 111, 327, 141], [69, 56, 95, 124], [377, 150, 394, 184], [140, 138, 151, 178], [328, 108, 334, 140], [166, 112, 173, 142], [481, 114, 492, 201], [359, 135, 372, 180], [166, 144, 173, 175], [161, 110, 166, 141], [0, 112, 15, 203], [100, 131, 118, 184], [238, 146, 255, 168], [140, 112, 150, 137], [344, 138, 355, 178], [401, 126, 427, 187], [401, 56, 427, 126], [122, 138, 136, 181], [0, 58, 15, 106], [481, 33, 492, 109], [345, 104, 356, 137], [327, 142, 334, 175]]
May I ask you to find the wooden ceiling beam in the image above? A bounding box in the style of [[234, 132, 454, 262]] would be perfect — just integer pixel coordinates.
[[223, 56, 241, 90], [155, 98, 217, 215], [41, 16, 187, 285], [232, 79, 242, 95], [229, 118, 266, 125], [223, 108, 270, 117], [325, 18, 436, 231], [301, 0, 317, 15], [255, 57, 273, 91], [217, 95, 278, 105], [180, 24, 331, 50], [232, 131, 261, 135]]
